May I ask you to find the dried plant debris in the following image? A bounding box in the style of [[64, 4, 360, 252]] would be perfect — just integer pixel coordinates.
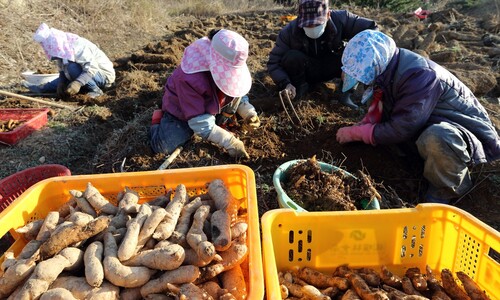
[[285, 156, 381, 211]]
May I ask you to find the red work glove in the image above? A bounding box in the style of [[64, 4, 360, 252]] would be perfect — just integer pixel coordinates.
[[151, 109, 163, 125], [336, 123, 375, 145]]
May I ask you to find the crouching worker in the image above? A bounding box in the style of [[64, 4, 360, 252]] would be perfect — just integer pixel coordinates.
[[31, 23, 115, 99], [149, 29, 260, 159], [336, 30, 500, 204]]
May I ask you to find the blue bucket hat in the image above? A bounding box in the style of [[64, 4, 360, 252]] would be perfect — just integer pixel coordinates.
[[341, 30, 397, 91]]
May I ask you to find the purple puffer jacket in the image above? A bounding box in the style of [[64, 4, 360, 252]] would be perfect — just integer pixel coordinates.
[[161, 67, 231, 121], [373, 48, 500, 164]]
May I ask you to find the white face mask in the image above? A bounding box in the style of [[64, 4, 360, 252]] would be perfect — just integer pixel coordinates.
[[303, 22, 327, 39]]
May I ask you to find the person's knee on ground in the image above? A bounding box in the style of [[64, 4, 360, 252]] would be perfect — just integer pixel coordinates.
[[416, 123, 473, 204], [149, 113, 193, 154]]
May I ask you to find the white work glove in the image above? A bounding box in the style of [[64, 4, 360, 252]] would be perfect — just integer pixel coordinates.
[[237, 96, 260, 132], [207, 125, 249, 159], [243, 115, 261, 130], [283, 83, 296, 99]]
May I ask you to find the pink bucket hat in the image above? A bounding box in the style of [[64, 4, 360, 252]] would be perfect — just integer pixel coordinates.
[[181, 29, 252, 97], [33, 23, 79, 61]]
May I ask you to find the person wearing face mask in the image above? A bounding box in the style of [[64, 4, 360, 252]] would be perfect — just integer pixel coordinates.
[[267, 0, 378, 108], [336, 30, 500, 204]]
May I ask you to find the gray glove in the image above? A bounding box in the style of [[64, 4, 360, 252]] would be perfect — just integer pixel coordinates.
[[283, 83, 296, 99], [66, 81, 82, 95], [207, 125, 249, 159]]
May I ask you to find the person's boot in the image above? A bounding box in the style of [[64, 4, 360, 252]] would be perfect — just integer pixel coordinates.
[[339, 92, 359, 109]]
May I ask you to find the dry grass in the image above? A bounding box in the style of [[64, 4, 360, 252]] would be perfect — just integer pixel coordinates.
[[0, 0, 280, 87]]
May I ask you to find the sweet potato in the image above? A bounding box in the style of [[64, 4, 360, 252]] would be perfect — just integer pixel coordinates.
[[118, 186, 140, 211], [1, 251, 16, 273], [59, 246, 84, 272], [183, 247, 222, 267], [357, 267, 381, 287], [195, 263, 225, 284], [36, 211, 60, 242], [84, 241, 104, 287], [380, 265, 402, 289], [405, 267, 427, 292], [51, 276, 120, 300], [441, 269, 471, 300], [153, 184, 188, 240], [16, 253, 72, 299], [230, 221, 248, 240], [345, 272, 389, 300], [103, 231, 155, 288], [187, 205, 216, 263], [456, 271, 489, 300], [40, 288, 77, 300], [67, 211, 94, 226], [140, 265, 200, 297], [15, 219, 44, 241], [83, 182, 118, 215], [208, 179, 243, 251], [40, 215, 111, 259], [0, 256, 36, 298], [401, 276, 423, 296], [200, 281, 223, 299], [179, 282, 212, 299], [17, 239, 42, 260], [297, 266, 349, 290], [426, 265, 451, 300], [70, 189, 97, 218], [136, 206, 168, 250], [220, 264, 248, 300], [118, 203, 152, 261], [169, 197, 202, 246], [219, 235, 248, 271], [342, 289, 362, 300], [123, 244, 185, 270]]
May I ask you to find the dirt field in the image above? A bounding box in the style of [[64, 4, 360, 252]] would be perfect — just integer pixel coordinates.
[[0, 1, 499, 232]]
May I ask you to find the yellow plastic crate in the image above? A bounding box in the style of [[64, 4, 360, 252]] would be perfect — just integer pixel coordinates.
[[261, 205, 500, 300], [0, 165, 264, 300]]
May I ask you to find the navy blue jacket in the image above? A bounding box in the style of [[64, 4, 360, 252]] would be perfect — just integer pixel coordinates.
[[267, 10, 378, 89]]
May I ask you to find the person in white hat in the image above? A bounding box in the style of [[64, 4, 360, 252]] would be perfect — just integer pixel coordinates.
[[149, 29, 260, 159], [31, 23, 115, 99], [267, 0, 378, 109]]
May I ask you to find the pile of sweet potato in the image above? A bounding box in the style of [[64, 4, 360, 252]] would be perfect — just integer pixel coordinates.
[[0, 119, 23, 132], [0, 179, 249, 299], [279, 265, 489, 300]]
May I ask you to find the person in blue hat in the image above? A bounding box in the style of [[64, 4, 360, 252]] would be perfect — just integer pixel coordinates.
[[337, 29, 500, 204], [267, 0, 378, 109]]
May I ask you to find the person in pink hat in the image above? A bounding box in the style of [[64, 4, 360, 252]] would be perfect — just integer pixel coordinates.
[[31, 23, 115, 99], [149, 29, 260, 159]]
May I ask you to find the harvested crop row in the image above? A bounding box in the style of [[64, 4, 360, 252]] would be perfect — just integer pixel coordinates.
[[279, 265, 489, 300], [0, 179, 249, 300]]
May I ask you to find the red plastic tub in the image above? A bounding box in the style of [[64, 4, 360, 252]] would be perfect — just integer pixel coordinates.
[[0, 108, 50, 145], [0, 164, 71, 213]]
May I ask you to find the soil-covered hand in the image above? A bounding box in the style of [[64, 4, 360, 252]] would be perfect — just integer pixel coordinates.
[[66, 81, 82, 95]]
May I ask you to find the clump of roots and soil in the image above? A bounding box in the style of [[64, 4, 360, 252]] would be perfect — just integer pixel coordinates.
[[285, 156, 384, 211]]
